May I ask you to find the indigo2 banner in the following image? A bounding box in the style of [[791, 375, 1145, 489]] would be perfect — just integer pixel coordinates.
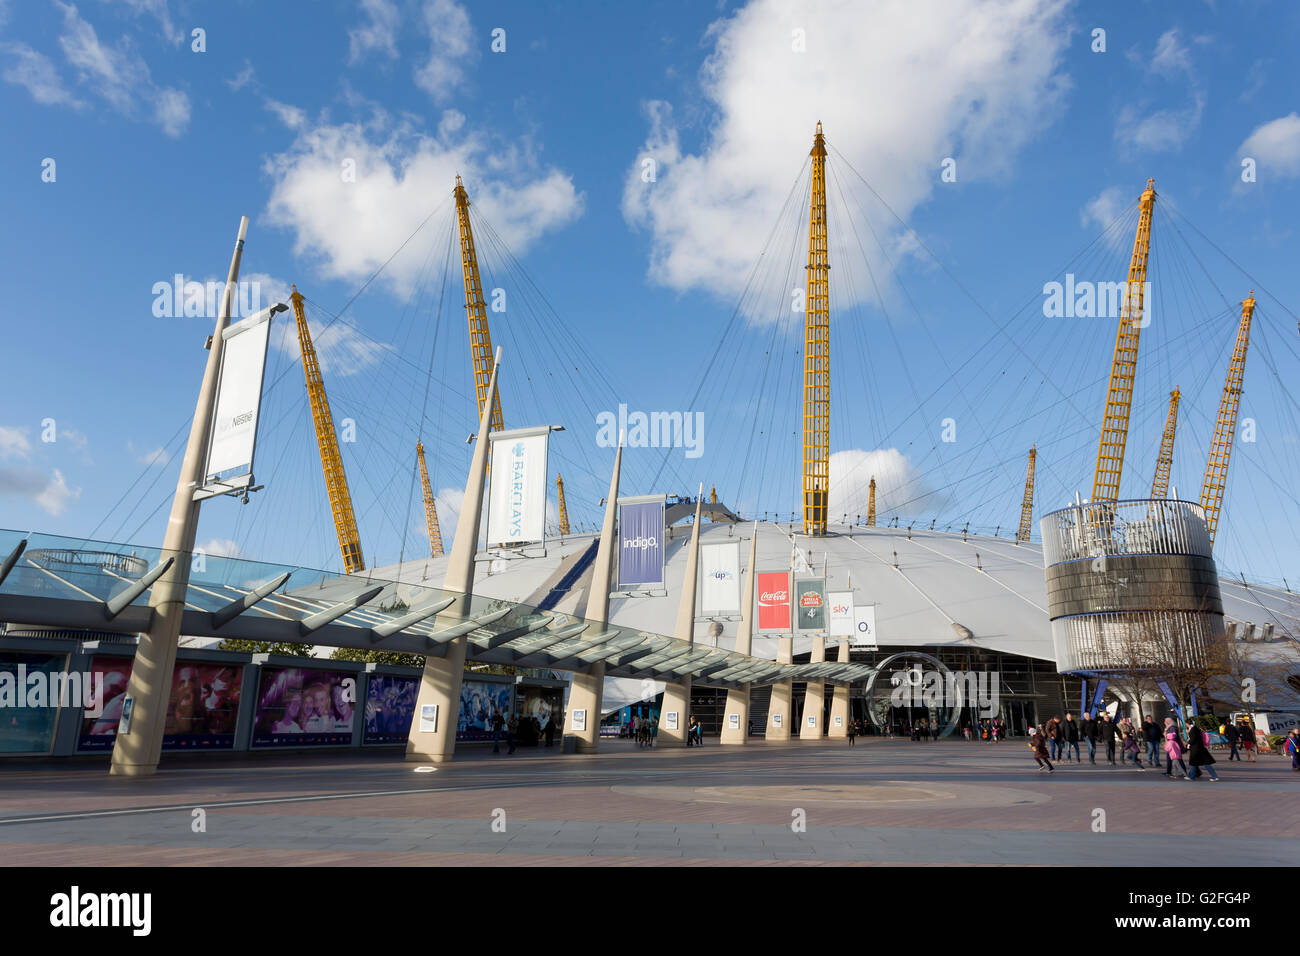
[[618, 498, 665, 588]]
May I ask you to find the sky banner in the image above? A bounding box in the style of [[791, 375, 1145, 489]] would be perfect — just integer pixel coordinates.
[[795, 578, 827, 632], [757, 571, 791, 630], [700, 541, 741, 615], [828, 591, 854, 636], [487, 429, 549, 546], [201, 307, 273, 490], [852, 605, 878, 647], [618, 498, 665, 588]]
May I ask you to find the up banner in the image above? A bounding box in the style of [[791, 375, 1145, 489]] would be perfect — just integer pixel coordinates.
[[757, 571, 791, 631], [828, 591, 854, 637], [795, 577, 827, 632], [700, 541, 741, 615], [617, 496, 665, 588], [199, 306, 275, 497], [487, 427, 549, 546]]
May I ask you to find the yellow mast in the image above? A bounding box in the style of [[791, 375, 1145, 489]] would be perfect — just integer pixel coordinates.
[[1200, 292, 1256, 548], [802, 122, 830, 536], [1017, 446, 1037, 542], [866, 476, 876, 527], [290, 286, 364, 574], [1092, 178, 1157, 504], [416, 441, 444, 557], [454, 175, 504, 434], [556, 473, 570, 536], [1151, 388, 1180, 498]]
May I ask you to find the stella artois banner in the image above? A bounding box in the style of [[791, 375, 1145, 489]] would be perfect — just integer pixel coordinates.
[[795, 577, 827, 632], [486, 427, 550, 546], [700, 541, 741, 615], [828, 591, 854, 637], [757, 571, 791, 631]]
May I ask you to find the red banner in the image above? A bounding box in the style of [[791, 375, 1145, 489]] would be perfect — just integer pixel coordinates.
[[757, 571, 791, 630]]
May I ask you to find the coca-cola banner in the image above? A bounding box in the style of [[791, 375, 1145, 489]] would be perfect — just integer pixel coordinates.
[[795, 577, 828, 632], [757, 571, 792, 631], [700, 541, 741, 615], [618, 498, 665, 588]]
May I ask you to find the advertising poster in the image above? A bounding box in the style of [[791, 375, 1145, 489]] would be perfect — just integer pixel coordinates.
[[363, 675, 419, 745], [795, 577, 828, 632], [77, 656, 135, 751], [828, 591, 854, 636], [519, 686, 564, 731], [700, 541, 741, 615], [0, 652, 65, 754], [618, 499, 665, 588], [162, 663, 243, 749], [487, 430, 548, 546], [457, 680, 512, 741], [852, 605, 878, 648], [757, 571, 791, 630], [252, 666, 357, 747], [203, 307, 272, 485]]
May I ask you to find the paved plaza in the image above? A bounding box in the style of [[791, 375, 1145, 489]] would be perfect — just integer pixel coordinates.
[[1, 738, 1297, 866]]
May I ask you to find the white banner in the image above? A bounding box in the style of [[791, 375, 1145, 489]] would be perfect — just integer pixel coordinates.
[[205, 308, 273, 480], [852, 605, 878, 648], [700, 541, 741, 615], [828, 591, 854, 637], [487, 430, 548, 546]]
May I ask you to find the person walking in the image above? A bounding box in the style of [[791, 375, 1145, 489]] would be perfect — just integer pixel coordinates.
[[847, 720, 857, 746], [1064, 712, 1081, 763], [1045, 716, 1062, 762], [1030, 724, 1055, 773], [1141, 715, 1161, 766], [1080, 711, 1098, 764], [1163, 717, 1188, 778], [1122, 729, 1145, 769], [491, 709, 505, 754], [1284, 728, 1299, 770], [1222, 719, 1240, 761], [1101, 714, 1118, 765], [506, 715, 518, 755], [1240, 720, 1257, 762], [1186, 724, 1220, 781], [543, 713, 557, 747]]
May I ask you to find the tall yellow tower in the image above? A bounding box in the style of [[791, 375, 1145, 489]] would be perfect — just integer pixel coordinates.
[[454, 175, 504, 433], [1200, 293, 1256, 548], [1151, 388, 1180, 498], [416, 441, 444, 557], [556, 473, 571, 536], [866, 476, 876, 527], [290, 286, 364, 574], [1092, 179, 1157, 504], [802, 122, 831, 536], [1017, 446, 1036, 543]]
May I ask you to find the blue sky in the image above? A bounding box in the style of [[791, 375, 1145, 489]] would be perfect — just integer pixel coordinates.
[[2, 0, 1299, 589]]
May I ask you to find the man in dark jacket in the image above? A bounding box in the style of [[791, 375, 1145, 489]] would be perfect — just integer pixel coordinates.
[[1101, 714, 1118, 764], [1141, 715, 1161, 766], [1063, 712, 1081, 762], [1223, 720, 1241, 761], [1081, 712, 1099, 764]]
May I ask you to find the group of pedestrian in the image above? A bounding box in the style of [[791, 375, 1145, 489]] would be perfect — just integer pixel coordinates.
[[491, 712, 558, 755], [1030, 712, 1225, 780], [685, 716, 704, 746]]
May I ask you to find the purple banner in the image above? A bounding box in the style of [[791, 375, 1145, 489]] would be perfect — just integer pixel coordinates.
[[618, 500, 664, 588]]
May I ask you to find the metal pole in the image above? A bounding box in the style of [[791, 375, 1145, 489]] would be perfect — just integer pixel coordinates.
[[110, 217, 248, 776]]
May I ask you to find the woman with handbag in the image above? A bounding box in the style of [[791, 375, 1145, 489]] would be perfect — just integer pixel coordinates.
[[1186, 724, 1220, 781], [1163, 717, 1188, 779]]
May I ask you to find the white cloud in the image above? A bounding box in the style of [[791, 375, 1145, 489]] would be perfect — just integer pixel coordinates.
[[101, 0, 181, 45], [1, 42, 85, 107], [263, 113, 582, 296], [0, 426, 32, 461], [36, 469, 79, 515], [137, 446, 169, 467], [271, 312, 395, 378], [1080, 185, 1132, 250], [828, 447, 940, 522], [264, 97, 307, 131], [413, 0, 474, 102], [197, 537, 243, 559], [226, 60, 255, 91], [1150, 28, 1193, 79], [1116, 95, 1205, 154], [55, 0, 191, 137], [348, 0, 401, 64], [622, 0, 1072, 309], [1237, 113, 1300, 180]]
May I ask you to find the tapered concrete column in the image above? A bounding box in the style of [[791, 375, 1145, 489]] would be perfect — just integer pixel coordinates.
[[720, 523, 759, 745], [405, 353, 500, 763], [828, 640, 851, 737], [111, 218, 248, 777], [658, 487, 704, 748], [566, 442, 622, 753], [801, 634, 825, 739], [767, 635, 793, 741]]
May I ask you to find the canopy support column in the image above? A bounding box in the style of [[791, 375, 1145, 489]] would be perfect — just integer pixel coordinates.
[[828, 640, 851, 737]]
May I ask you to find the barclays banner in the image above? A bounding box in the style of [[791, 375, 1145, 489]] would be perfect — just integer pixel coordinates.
[[700, 541, 741, 615], [487, 428, 549, 546], [617, 497, 665, 588]]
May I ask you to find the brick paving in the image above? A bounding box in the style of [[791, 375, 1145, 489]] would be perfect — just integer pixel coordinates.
[[1, 739, 1296, 865]]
